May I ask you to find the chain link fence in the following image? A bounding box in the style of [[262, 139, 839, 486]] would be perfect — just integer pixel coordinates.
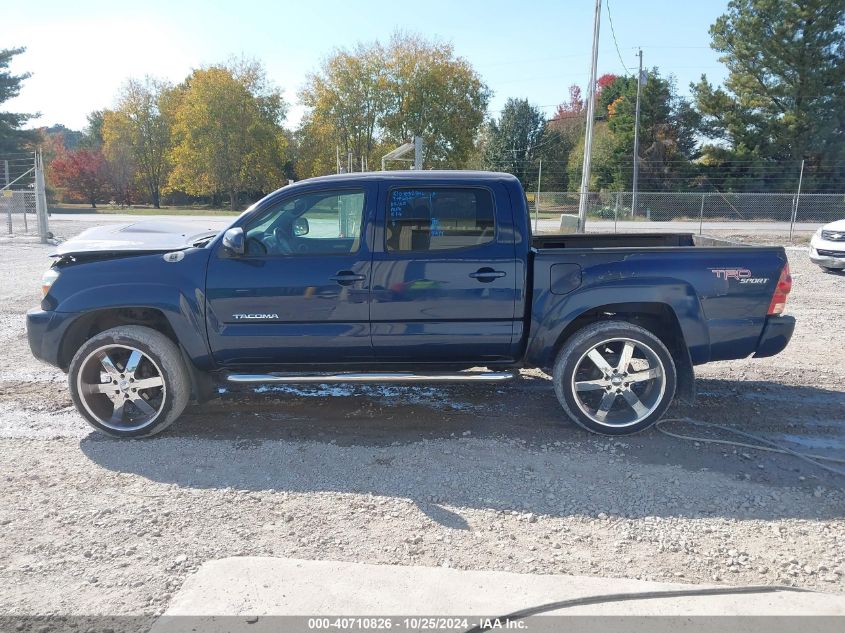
[[531, 191, 845, 235], [1, 190, 37, 234], [1, 152, 50, 242]]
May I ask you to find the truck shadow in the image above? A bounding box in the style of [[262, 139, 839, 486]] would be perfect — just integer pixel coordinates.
[[79, 377, 845, 523]]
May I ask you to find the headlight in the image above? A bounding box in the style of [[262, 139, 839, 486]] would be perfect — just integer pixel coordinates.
[[42, 268, 60, 296]]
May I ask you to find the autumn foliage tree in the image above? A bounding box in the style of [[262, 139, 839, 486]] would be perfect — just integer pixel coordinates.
[[50, 148, 108, 207], [299, 42, 389, 176], [168, 61, 288, 210], [297, 32, 490, 176], [103, 78, 173, 208], [101, 110, 138, 206], [381, 33, 490, 167]]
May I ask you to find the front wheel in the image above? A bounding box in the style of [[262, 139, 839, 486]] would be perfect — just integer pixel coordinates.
[[68, 325, 191, 438], [553, 321, 677, 435]]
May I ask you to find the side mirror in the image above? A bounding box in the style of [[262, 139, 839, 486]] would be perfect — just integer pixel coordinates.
[[293, 217, 310, 237], [222, 227, 245, 256]]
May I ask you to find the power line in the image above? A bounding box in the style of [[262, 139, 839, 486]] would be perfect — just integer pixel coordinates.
[[606, 0, 633, 75]]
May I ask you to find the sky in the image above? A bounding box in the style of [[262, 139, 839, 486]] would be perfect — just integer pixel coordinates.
[[3, 0, 731, 132]]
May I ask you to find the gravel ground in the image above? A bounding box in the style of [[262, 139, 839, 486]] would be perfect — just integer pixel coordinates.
[[0, 219, 843, 620]]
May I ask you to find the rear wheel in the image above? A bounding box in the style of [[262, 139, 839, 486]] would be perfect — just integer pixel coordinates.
[[68, 325, 190, 438], [553, 321, 676, 435]]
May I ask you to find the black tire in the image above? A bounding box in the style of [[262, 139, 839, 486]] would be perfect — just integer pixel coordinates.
[[68, 325, 190, 438], [553, 321, 677, 435], [821, 266, 844, 273]]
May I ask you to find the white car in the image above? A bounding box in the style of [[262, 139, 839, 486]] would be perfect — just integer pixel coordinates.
[[810, 219, 845, 271]]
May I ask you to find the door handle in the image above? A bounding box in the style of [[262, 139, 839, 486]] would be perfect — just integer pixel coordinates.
[[330, 271, 366, 286], [469, 268, 507, 283]]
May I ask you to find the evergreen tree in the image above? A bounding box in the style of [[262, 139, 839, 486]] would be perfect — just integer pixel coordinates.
[[0, 47, 38, 154], [692, 0, 845, 191]]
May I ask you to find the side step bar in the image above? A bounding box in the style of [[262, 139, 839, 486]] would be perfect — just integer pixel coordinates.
[[226, 371, 516, 384]]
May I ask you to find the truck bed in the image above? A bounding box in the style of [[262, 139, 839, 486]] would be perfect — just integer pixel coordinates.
[[525, 231, 788, 369]]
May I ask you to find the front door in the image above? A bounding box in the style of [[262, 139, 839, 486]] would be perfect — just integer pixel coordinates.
[[206, 186, 374, 366], [370, 184, 518, 363]]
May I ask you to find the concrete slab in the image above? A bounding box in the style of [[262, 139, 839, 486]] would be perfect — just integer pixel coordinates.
[[153, 557, 845, 625]]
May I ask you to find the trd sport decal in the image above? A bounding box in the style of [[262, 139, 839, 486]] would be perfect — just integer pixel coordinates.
[[232, 313, 280, 320], [710, 268, 769, 284]]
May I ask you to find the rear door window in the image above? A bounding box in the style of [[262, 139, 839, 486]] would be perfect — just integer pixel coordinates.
[[386, 188, 495, 252]]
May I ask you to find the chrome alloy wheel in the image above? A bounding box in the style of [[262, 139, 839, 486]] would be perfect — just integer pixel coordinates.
[[76, 344, 166, 431], [570, 337, 666, 428]]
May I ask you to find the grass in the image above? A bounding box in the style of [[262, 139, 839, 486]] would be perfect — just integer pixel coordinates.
[[49, 203, 239, 217]]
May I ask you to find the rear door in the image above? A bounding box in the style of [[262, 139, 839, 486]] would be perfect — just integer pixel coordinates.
[[205, 185, 374, 366], [370, 183, 518, 363]]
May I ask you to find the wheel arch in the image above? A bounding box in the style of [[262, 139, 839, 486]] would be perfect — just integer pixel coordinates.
[[58, 307, 215, 403], [547, 301, 696, 403], [58, 307, 177, 370]]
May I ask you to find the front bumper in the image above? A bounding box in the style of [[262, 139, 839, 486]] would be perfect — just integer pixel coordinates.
[[26, 308, 77, 369], [809, 245, 845, 269], [753, 315, 796, 358]]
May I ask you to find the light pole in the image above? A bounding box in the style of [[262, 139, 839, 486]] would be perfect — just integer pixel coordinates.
[[632, 48, 643, 217]]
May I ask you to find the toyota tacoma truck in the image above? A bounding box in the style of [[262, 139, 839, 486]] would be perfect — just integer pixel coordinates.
[[26, 171, 795, 438]]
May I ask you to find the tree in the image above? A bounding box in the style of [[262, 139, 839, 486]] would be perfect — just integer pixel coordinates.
[[602, 71, 699, 191], [543, 85, 589, 191], [552, 85, 585, 122], [49, 149, 108, 207], [299, 42, 389, 175], [566, 122, 618, 192], [560, 71, 697, 192], [483, 99, 545, 189], [106, 78, 173, 207], [79, 111, 105, 150], [382, 33, 490, 168], [692, 0, 845, 191], [0, 47, 38, 153], [101, 110, 138, 206], [296, 33, 490, 174], [41, 124, 84, 150], [169, 61, 288, 210], [596, 73, 619, 103]]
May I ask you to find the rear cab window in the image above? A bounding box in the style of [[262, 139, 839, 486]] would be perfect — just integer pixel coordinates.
[[386, 187, 496, 252]]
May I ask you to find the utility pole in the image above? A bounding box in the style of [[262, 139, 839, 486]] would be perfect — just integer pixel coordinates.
[[534, 159, 542, 233], [413, 136, 423, 170], [35, 150, 49, 244], [789, 159, 805, 241], [336, 146, 340, 174], [576, 0, 602, 233], [632, 48, 643, 217]]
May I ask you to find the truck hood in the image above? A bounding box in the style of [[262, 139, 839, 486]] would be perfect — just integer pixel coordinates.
[[51, 220, 228, 257], [822, 218, 845, 231]]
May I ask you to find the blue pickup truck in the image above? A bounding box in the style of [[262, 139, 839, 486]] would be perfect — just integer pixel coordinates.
[[27, 171, 794, 438]]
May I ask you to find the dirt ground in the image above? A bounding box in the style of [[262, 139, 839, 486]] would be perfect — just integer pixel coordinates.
[[0, 218, 843, 621]]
